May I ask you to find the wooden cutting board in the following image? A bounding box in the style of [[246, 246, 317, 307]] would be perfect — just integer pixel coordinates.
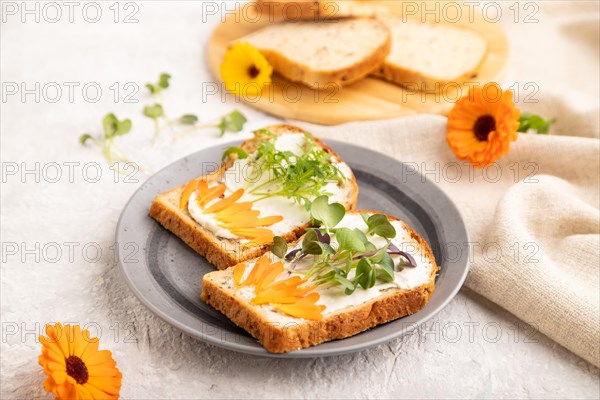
[[207, 1, 509, 125]]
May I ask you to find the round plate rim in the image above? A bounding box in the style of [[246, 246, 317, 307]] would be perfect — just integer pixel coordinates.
[[116, 139, 470, 358]]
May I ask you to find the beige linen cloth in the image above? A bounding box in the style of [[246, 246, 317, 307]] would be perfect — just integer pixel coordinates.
[[300, 115, 600, 367], [293, 0, 600, 368]]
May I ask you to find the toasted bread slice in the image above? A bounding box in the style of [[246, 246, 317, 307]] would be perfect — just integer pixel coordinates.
[[255, 0, 387, 21], [149, 125, 358, 270], [374, 17, 488, 91], [239, 18, 391, 88], [201, 211, 438, 353]]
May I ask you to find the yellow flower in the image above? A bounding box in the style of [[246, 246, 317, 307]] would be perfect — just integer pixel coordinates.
[[447, 82, 520, 168], [220, 42, 273, 96], [39, 323, 122, 400]]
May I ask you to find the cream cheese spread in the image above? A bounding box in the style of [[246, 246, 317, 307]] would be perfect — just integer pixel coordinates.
[[234, 213, 434, 322], [187, 133, 353, 240]]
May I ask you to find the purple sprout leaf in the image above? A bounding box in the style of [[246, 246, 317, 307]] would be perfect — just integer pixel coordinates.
[[387, 242, 400, 253], [316, 230, 331, 245], [387, 243, 417, 268], [285, 248, 302, 261]]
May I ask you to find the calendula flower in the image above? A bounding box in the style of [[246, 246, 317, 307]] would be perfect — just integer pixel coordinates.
[[39, 323, 121, 400], [221, 42, 272, 96], [447, 82, 520, 168], [234, 256, 326, 320]]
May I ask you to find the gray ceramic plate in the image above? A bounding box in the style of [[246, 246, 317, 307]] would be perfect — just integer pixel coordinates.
[[116, 140, 469, 358]]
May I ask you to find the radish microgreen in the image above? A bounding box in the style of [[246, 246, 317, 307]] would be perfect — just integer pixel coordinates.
[[143, 73, 247, 142], [79, 113, 133, 165], [275, 199, 409, 295], [145, 73, 171, 95]]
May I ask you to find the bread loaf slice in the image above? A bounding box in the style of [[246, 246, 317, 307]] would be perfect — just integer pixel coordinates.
[[150, 125, 358, 270], [201, 211, 438, 353], [239, 18, 391, 88], [374, 17, 488, 91], [255, 0, 386, 21]]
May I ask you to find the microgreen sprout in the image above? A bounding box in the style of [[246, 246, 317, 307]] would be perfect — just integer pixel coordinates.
[[143, 73, 248, 143], [145, 73, 171, 95], [174, 110, 248, 140], [79, 113, 147, 173], [223, 132, 345, 207], [274, 198, 414, 295], [79, 113, 132, 163]]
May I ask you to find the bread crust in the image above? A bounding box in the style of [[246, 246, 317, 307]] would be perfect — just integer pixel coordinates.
[[259, 33, 391, 88], [241, 19, 392, 89], [255, 0, 386, 21], [149, 124, 358, 270], [201, 211, 439, 353], [374, 61, 481, 93]]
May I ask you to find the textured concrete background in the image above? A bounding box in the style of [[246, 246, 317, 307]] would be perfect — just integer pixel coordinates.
[[1, 1, 599, 398]]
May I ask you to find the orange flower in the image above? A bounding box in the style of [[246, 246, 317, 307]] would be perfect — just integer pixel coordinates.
[[39, 323, 121, 400], [447, 82, 520, 168], [234, 256, 326, 320], [181, 178, 283, 246]]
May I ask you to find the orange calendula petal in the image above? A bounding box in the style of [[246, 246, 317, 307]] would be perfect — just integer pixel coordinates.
[[273, 302, 325, 320], [240, 233, 275, 247], [218, 210, 262, 225], [233, 263, 246, 286], [253, 284, 317, 304], [196, 179, 208, 197], [219, 216, 277, 229], [252, 277, 309, 304], [203, 189, 244, 214], [253, 294, 303, 305], [240, 255, 269, 286], [254, 215, 284, 226], [198, 184, 226, 207], [255, 261, 284, 292], [262, 276, 304, 291], [180, 178, 199, 210], [214, 203, 255, 218], [229, 227, 273, 238]]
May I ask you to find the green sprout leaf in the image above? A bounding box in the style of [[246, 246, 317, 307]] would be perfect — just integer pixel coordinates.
[[518, 112, 555, 134], [335, 228, 366, 253], [364, 214, 396, 238], [310, 196, 345, 230], [146, 73, 171, 95], [356, 258, 376, 289], [221, 146, 249, 162], [217, 110, 247, 136], [79, 113, 139, 171], [179, 114, 198, 125], [270, 236, 288, 259], [334, 273, 355, 295], [373, 249, 395, 282], [143, 104, 165, 120], [158, 73, 171, 89], [102, 113, 117, 138], [353, 228, 376, 252], [79, 134, 93, 145], [301, 229, 334, 255], [101, 113, 132, 139]]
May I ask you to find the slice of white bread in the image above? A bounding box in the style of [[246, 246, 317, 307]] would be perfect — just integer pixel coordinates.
[[255, 0, 386, 21], [201, 211, 438, 353], [374, 17, 488, 91], [239, 18, 391, 88], [149, 125, 358, 270]]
